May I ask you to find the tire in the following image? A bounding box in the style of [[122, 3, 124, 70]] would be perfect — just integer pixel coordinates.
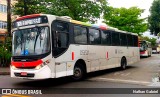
[[121, 58, 127, 70], [72, 63, 85, 81]]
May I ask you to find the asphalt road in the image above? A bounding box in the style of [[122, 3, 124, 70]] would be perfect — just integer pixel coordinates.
[[1, 54, 160, 97]]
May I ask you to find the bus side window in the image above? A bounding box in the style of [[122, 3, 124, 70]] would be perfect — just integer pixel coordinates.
[[127, 34, 133, 46], [133, 35, 138, 47], [101, 30, 111, 45], [74, 25, 87, 44], [120, 33, 127, 46], [112, 31, 120, 46], [89, 28, 101, 44]]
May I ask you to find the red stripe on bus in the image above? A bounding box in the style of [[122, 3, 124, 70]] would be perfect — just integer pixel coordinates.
[[16, 14, 40, 21], [100, 25, 107, 30], [11, 59, 43, 68], [106, 52, 108, 59], [72, 52, 75, 60]]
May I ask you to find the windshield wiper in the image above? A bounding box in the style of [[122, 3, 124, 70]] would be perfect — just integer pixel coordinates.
[[34, 27, 42, 53]]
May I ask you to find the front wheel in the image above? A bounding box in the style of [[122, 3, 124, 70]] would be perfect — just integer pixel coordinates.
[[72, 63, 85, 81]]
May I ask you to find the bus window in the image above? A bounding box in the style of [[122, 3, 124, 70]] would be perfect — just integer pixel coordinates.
[[112, 31, 120, 46], [133, 35, 138, 47], [74, 25, 87, 44], [127, 34, 133, 46], [52, 21, 69, 57], [89, 28, 101, 44], [101, 30, 111, 45], [55, 31, 68, 47], [120, 33, 127, 46]]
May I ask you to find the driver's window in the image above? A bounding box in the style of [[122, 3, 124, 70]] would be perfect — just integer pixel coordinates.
[[52, 20, 69, 57], [52, 21, 69, 48]]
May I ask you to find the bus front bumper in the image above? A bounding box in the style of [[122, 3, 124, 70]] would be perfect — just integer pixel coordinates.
[[10, 65, 52, 79]]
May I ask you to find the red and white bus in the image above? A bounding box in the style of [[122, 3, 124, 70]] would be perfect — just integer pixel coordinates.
[[11, 14, 140, 80], [140, 40, 152, 57]]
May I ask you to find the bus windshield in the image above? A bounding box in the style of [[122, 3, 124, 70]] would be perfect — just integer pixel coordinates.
[[12, 26, 50, 56], [140, 42, 147, 51]]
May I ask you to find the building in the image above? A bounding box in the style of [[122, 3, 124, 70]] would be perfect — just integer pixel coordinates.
[[0, 0, 7, 43]]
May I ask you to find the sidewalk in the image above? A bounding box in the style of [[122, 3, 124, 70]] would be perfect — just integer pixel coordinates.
[[0, 67, 10, 75]]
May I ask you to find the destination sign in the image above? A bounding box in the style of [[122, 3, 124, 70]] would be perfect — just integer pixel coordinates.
[[12, 16, 48, 28], [16, 18, 41, 27]]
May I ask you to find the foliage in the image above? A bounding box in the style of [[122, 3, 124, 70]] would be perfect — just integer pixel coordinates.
[[103, 7, 148, 35], [148, 0, 160, 36], [13, 0, 108, 23], [12, 0, 46, 16], [0, 46, 11, 67], [0, 37, 12, 67], [140, 36, 157, 47]]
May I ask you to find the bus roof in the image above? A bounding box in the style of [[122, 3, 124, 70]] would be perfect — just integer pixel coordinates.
[[15, 14, 138, 36]]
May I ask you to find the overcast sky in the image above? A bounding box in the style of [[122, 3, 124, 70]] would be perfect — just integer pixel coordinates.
[[107, 0, 154, 18]]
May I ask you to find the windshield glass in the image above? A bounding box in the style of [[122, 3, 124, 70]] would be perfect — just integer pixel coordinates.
[[12, 26, 50, 56]]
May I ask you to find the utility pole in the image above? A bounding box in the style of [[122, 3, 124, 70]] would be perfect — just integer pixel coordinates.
[[24, 0, 28, 15], [7, 0, 11, 37], [6, 0, 12, 53]]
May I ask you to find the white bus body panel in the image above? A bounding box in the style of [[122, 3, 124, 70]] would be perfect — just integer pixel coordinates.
[[53, 44, 140, 78]]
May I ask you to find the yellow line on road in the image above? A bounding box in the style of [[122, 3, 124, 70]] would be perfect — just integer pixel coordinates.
[[2, 94, 32, 97]]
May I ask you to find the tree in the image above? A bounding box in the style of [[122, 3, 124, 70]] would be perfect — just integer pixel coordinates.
[[13, 0, 108, 23], [12, 0, 46, 16], [103, 7, 148, 35], [140, 36, 157, 47], [148, 0, 160, 36]]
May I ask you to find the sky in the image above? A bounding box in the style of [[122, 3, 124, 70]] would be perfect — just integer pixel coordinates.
[[107, 0, 154, 18], [107, 0, 157, 38]]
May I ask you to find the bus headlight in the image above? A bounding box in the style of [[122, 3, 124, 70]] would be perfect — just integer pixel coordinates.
[[11, 65, 18, 70], [35, 60, 50, 70]]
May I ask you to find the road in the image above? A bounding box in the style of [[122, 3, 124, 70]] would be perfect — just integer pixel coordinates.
[[1, 54, 160, 97], [88, 54, 160, 85]]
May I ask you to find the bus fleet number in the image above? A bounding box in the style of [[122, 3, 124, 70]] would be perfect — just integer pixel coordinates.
[[80, 50, 89, 55]]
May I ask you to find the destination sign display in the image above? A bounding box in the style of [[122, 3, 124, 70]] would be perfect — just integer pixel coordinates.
[[16, 18, 41, 27], [12, 16, 48, 28]]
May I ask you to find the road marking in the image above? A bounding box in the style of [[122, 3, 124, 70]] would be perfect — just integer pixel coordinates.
[[114, 72, 121, 75], [121, 72, 131, 76], [148, 82, 160, 87], [88, 77, 151, 85], [114, 72, 131, 76], [2, 94, 31, 97]]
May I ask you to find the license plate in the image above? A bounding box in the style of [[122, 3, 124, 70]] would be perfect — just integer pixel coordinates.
[[21, 72, 27, 76]]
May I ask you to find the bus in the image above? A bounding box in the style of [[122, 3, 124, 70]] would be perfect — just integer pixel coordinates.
[[139, 40, 152, 57], [11, 14, 140, 80]]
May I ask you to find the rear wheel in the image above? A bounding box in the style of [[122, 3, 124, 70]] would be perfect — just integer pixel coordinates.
[[72, 63, 85, 81], [121, 58, 127, 70]]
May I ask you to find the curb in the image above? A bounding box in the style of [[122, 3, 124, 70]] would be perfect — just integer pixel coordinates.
[[0, 72, 10, 75]]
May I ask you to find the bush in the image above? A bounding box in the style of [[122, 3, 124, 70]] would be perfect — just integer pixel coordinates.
[[0, 41, 12, 67]]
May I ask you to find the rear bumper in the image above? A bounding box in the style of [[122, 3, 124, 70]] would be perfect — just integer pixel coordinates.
[[140, 51, 148, 57]]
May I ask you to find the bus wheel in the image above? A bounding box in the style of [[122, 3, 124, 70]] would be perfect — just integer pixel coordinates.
[[72, 63, 85, 81], [121, 58, 127, 70]]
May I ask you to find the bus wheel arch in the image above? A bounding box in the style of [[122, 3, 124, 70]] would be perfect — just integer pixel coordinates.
[[72, 59, 87, 80], [121, 56, 127, 70]]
